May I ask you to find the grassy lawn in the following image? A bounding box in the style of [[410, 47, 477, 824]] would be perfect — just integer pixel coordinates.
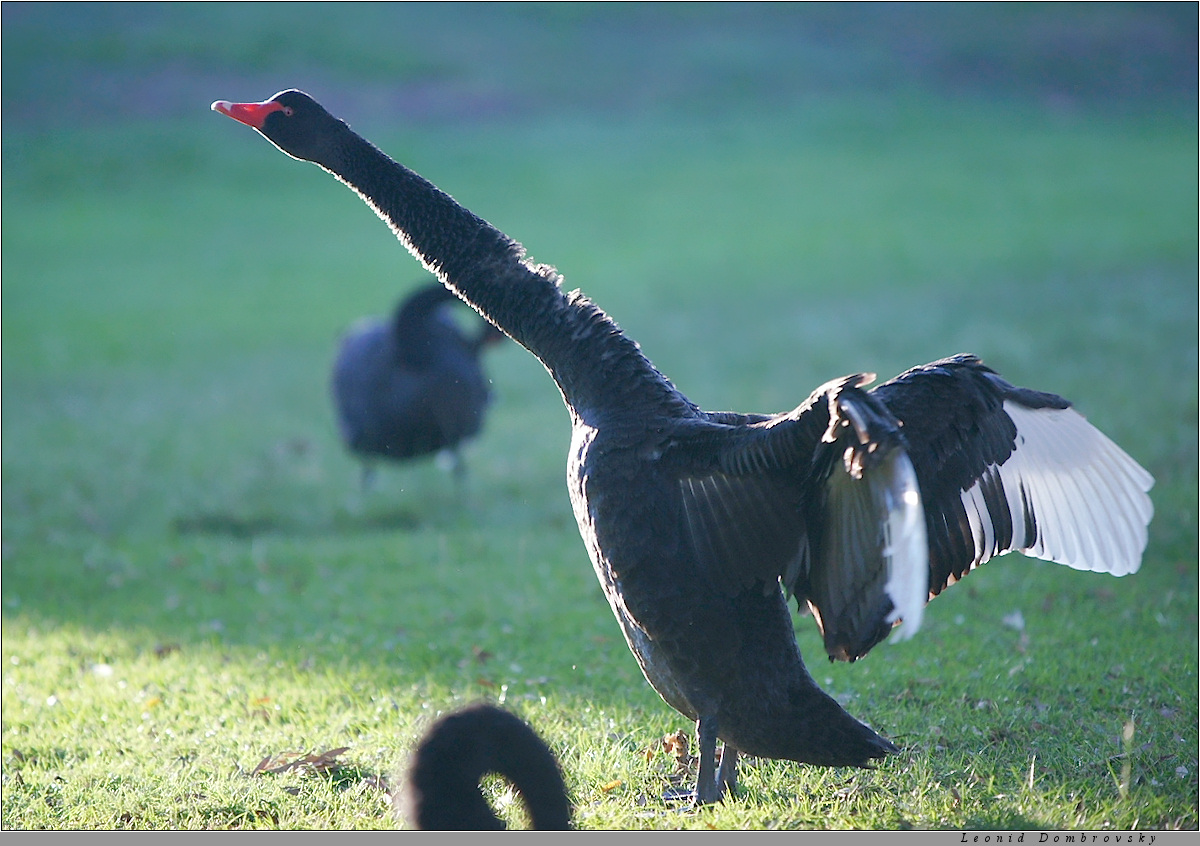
[[2, 3, 1196, 831]]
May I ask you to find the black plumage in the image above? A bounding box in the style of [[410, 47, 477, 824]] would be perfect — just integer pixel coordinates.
[[213, 91, 1155, 805], [397, 704, 571, 831], [331, 281, 502, 486]]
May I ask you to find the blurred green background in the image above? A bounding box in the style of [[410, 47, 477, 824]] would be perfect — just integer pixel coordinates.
[[2, 2, 1196, 830]]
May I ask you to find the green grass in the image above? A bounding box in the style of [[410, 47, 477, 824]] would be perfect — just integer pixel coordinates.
[[2, 3, 1196, 831]]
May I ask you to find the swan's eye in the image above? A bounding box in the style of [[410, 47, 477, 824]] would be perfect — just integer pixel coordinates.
[[282, 106, 294, 117]]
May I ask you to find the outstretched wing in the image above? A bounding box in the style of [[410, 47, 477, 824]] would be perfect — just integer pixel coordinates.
[[872, 354, 1154, 598], [662, 354, 1154, 667]]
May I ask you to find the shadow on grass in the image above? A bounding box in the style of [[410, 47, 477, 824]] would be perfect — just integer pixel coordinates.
[[961, 812, 1051, 831], [171, 508, 425, 538]]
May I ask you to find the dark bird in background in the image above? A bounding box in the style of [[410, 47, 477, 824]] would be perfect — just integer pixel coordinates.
[[214, 91, 1155, 805], [397, 703, 572, 830], [331, 281, 504, 489]]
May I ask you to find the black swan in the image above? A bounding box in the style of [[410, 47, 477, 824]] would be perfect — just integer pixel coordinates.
[[331, 280, 503, 487], [397, 703, 572, 830], [213, 91, 1155, 805]]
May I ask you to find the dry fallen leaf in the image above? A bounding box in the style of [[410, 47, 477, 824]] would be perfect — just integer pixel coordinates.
[[660, 730, 695, 780], [662, 730, 689, 760], [250, 747, 352, 777]]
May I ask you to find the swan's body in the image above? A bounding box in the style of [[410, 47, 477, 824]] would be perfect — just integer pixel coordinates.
[[331, 281, 502, 486], [213, 91, 1155, 804], [398, 703, 571, 830]]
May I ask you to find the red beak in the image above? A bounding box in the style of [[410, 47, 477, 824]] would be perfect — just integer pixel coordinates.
[[211, 99, 285, 130]]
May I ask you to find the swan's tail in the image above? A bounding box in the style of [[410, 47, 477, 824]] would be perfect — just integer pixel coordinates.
[[730, 682, 898, 769], [787, 686, 899, 767]]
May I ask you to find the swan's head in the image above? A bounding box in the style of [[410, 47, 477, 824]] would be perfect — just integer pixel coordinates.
[[211, 89, 347, 165]]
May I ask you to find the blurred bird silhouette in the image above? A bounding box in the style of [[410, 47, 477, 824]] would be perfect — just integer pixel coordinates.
[[331, 281, 504, 489]]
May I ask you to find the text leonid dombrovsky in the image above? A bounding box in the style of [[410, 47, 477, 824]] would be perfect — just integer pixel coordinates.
[[961, 835, 1158, 844]]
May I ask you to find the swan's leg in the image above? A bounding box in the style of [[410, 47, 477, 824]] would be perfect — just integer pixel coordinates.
[[695, 716, 725, 805], [360, 463, 377, 491], [717, 745, 738, 797], [448, 449, 470, 500]]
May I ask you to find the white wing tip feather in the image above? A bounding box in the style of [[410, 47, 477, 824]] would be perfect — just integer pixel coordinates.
[[882, 452, 929, 642], [1001, 402, 1155, 578]]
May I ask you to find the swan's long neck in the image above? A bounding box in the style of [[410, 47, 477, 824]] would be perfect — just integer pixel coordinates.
[[321, 129, 693, 421]]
